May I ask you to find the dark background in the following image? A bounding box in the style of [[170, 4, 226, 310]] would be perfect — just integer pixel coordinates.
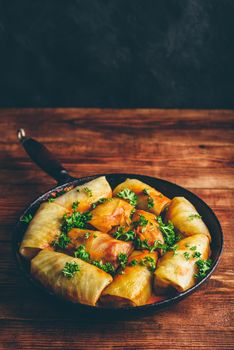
[[0, 0, 234, 108]]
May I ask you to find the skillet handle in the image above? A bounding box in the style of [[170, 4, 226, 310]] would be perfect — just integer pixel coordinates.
[[17, 128, 73, 184]]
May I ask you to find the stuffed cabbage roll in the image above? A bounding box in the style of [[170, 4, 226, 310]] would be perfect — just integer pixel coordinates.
[[131, 210, 164, 247], [154, 234, 210, 293], [20, 202, 69, 259], [89, 198, 133, 232], [101, 250, 158, 307], [113, 178, 170, 215], [165, 197, 211, 241], [31, 250, 113, 306], [67, 228, 133, 268], [54, 176, 112, 211]]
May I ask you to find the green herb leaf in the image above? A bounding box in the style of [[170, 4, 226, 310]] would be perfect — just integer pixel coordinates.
[[194, 259, 212, 279], [143, 188, 150, 195], [62, 261, 80, 278], [48, 198, 55, 203], [193, 251, 201, 258], [61, 211, 92, 234], [183, 252, 190, 260], [118, 253, 128, 270], [72, 201, 79, 211], [84, 187, 93, 197], [133, 214, 148, 229], [91, 198, 107, 209], [113, 227, 135, 242], [74, 245, 90, 262], [147, 197, 154, 209], [139, 256, 157, 272], [190, 245, 197, 251], [20, 214, 33, 224], [116, 188, 138, 206], [52, 233, 71, 249], [157, 216, 176, 247], [187, 214, 202, 221], [84, 232, 91, 239], [129, 259, 138, 266]]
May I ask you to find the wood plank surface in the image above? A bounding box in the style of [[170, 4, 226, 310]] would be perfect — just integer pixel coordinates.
[[0, 109, 233, 350]]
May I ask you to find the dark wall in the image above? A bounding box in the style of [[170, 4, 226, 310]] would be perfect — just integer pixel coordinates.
[[0, 0, 234, 108]]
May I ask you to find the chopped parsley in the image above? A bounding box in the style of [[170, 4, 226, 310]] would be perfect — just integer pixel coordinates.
[[157, 216, 176, 247], [147, 197, 154, 209], [92, 260, 115, 274], [62, 261, 80, 278], [135, 238, 167, 253], [52, 232, 71, 249], [61, 211, 92, 234], [84, 187, 93, 197], [118, 253, 128, 270], [187, 214, 202, 221], [113, 227, 135, 241], [20, 214, 33, 224], [84, 232, 91, 239], [193, 251, 201, 258], [158, 194, 163, 198], [139, 256, 157, 272], [72, 201, 79, 211], [143, 188, 150, 195], [74, 245, 90, 262], [133, 214, 148, 229], [190, 245, 197, 251], [91, 198, 107, 209], [116, 188, 138, 206], [48, 198, 55, 203], [129, 259, 138, 266], [74, 245, 115, 274], [194, 259, 212, 280], [183, 252, 190, 260]]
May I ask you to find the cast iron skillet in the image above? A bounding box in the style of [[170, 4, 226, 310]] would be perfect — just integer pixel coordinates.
[[12, 128, 223, 316]]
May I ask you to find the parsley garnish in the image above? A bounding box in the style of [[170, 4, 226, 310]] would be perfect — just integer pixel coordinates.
[[116, 188, 138, 206], [118, 253, 128, 270], [20, 214, 33, 224], [48, 198, 55, 203], [135, 238, 167, 253], [74, 245, 115, 274], [194, 259, 212, 279], [147, 197, 154, 209], [84, 232, 91, 239], [52, 232, 71, 249], [190, 245, 197, 251], [133, 214, 148, 229], [157, 216, 176, 247], [72, 201, 79, 211], [129, 259, 138, 266], [113, 227, 135, 241], [92, 260, 115, 274], [183, 252, 190, 260], [187, 214, 202, 221], [84, 187, 93, 197], [61, 211, 92, 234], [74, 245, 90, 262], [139, 256, 157, 272], [62, 261, 80, 278], [143, 188, 150, 195], [193, 251, 201, 258], [91, 198, 107, 209]]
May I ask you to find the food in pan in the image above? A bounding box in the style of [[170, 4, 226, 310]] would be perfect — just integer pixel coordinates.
[[19, 176, 213, 307]]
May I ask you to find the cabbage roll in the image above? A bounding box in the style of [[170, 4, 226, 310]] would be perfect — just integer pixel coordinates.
[[20, 202, 69, 259], [165, 197, 211, 241], [67, 228, 133, 268], [101, 251, 158, 307], [154, 234, 210, 293], [131, 210, 164, 247], [89, 198, 133, 232], [54, 176, 112, 211], [113, 178, 170, 215], [31, 250, 113, 306]]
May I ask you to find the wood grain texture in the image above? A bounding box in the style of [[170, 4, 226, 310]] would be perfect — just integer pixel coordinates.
[[0, 109, 233, 350]]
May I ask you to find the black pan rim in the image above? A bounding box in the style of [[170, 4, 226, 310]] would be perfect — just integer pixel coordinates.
[[12, 172, 224, 314]]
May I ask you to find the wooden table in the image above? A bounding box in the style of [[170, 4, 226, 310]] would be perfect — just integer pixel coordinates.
[[0, 109, 233, 350]]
